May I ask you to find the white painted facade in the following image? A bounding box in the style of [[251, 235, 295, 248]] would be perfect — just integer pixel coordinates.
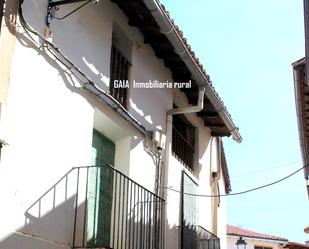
[[0, 0, 233, 248], [227, 236, 286, 249]]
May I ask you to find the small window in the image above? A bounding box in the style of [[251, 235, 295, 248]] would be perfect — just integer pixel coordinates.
[[109, 45, 130, 109], [255, 246, 272, 249], [172, 114, 195, 170]]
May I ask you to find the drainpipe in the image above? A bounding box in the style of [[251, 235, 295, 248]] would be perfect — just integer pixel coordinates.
[[142, 0, 242, 143], [167, 87, 205, 115], [165, 86, 205, 195], [210, 137, 221, 236], [160, 87, 205, 249]]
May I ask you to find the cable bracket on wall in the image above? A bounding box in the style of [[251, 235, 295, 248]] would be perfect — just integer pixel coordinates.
[[45, 0, 93, 26]]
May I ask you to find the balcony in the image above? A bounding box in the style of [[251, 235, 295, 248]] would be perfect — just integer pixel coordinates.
[[73, 165, 164, 249], [25, 165, 164, 249], [182, 225, 220, 249]]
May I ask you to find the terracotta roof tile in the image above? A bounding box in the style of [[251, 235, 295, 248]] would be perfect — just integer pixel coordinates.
[[227, 224, 288, 242], [284, 242, 309, 249]]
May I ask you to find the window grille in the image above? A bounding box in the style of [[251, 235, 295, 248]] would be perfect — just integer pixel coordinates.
[[172, 115, 195, 170], [109, 45, 130, 109]]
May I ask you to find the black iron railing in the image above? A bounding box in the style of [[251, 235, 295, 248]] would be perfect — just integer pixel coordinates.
[[182, 225, 220, 249], [195, 226, 220, 249], [72, 165, 165, 249]]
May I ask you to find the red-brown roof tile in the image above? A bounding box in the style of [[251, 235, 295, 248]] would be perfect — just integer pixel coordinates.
[[227, 224, 288, 242], [284, 242, 309, 249]]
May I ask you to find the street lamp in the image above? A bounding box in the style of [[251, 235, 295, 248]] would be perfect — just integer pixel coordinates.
[[236, 236, 247, 249]]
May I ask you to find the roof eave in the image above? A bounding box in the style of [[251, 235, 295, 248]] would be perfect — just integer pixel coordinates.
[[141, 0, 242, 143], [292, 60, 309, 179], [227, 234, 288, 243], [292, 59, 309, 198], [304, 0, 309, 86]]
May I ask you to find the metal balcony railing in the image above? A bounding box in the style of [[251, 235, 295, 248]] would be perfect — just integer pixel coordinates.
[[72, 165, 165, 249], [195, 226, 220, 249], [24, 164, 164, 249], [182, 225, 220, 249]]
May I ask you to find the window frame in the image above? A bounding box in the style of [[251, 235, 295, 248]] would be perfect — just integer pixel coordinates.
[[109, 44, 130, 109], [254, 245, 273, 249], [172, 114, 195, 170]]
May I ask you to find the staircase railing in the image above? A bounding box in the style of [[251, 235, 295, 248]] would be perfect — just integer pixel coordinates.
[[24, 164, 164, 249], [72, 165, 165, 249], [181, 225, 220, 249]]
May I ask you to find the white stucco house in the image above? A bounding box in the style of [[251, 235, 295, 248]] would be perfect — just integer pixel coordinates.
[[227, 225, 288, 249], [0, 0, 242, 249]]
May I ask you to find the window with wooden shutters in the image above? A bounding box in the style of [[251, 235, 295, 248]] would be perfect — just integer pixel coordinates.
[[109, 45, 130, 109], [88, 130, 115, 247], [172, 114, 195, 170]]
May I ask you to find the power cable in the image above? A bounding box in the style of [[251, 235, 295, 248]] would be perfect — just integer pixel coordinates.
[[18, 0, 147, 136], [231, 160, 300, 178], [161, 164, 309, 198], [18, 0, 95, 85]]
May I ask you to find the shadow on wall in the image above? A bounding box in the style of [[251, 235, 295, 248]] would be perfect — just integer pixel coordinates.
[[13, 15, 97, 107], [0, 165, 165, 249], [0, 167, 78, 249], [14, 0, 155, 155], [0, 164, 219, 249], [165, 224, 221, 249], [12, 1, 112, 116]]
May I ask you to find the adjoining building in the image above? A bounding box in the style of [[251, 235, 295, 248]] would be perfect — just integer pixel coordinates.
[[227, 225, 288, 249], [283, 242, 309, 249]]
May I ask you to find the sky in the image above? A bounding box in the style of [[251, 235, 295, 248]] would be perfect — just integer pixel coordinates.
[[160, 0, 308, 243]]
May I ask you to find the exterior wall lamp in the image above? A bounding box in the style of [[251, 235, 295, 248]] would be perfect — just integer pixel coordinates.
[[236, 236, 247, 249]]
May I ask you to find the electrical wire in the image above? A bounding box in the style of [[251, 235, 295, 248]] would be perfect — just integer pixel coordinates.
[[231, 160, 300, 178], [18, 0, 95, 85], [161, 164, 309, 198], [52, 0, 93, 20], [18, 0, 147, 136]]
